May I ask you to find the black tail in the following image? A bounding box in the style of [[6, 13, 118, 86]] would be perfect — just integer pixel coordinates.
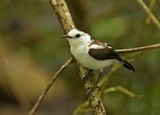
[[119, 59, 135, 72]]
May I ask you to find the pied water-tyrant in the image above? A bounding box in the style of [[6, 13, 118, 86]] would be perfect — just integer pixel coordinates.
[[63, 29, 135, 82]]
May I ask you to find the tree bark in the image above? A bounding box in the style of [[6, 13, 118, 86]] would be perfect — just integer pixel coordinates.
[[50, 0, 106, 115]]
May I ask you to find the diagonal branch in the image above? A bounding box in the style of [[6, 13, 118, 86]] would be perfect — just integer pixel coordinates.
[[50, 0, 75, 33], [146, 0, 157, 23], [137, 0, 160, 28], [28, 58, 73, 115]]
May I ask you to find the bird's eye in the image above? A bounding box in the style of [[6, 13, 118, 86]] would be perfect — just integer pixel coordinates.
[[75, 34, 81, 38]]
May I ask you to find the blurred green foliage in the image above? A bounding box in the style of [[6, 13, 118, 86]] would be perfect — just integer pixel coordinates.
[[0, 0, 160, 115]]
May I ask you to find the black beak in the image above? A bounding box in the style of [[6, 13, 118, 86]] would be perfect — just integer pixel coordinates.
[[62, 35, 72, 39]]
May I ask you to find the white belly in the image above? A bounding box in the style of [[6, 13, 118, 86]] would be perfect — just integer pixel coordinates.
[[70, 45, 114, 70]]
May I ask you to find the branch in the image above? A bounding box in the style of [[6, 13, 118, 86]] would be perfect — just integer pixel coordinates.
[[28, 58, 73, 115], [115, 43, 160, 54], [50, 0, 75, 33], [104, 86, 136, 98], [146, 0, 157, 23], [137, 0, 160, 28], [50, 0, 106, 115], [99, 57, 139, 90]]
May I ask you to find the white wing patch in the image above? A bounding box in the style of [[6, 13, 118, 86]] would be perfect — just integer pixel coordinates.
[[89, 44, 104, 49], [108, 45, 112, 49], [89, 42, 112, 50]]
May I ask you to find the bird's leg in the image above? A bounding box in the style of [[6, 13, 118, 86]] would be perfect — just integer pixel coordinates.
[[82, 70, 100, 95], [82, 69, 101, 95], [96, 69, 103, 85], [82, 69, 93, 83]]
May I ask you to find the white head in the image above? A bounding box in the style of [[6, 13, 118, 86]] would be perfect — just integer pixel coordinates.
[[62, 28, 91, 46]]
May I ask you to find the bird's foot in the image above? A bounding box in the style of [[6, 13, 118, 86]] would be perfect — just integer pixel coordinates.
[[86, 86, 100, 96]]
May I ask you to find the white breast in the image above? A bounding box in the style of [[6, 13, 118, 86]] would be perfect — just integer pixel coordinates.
[[70, 44, 114, 70]]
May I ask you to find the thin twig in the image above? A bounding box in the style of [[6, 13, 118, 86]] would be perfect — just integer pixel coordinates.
[[104, 86, 136, 98], [115, 43, 160, 54], [98, 64, 121, 87], [99, 53, 141, 89], [28, 58, 73, 115], [146, 0, 157, 23], [137, 0, 160, 28], [73, 101, 90, 115]]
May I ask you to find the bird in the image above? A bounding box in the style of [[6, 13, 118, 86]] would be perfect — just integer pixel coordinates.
[[62, 28, 135, 82]]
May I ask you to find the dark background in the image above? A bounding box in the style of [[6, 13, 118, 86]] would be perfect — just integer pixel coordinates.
[[0, 0, 160, 115]]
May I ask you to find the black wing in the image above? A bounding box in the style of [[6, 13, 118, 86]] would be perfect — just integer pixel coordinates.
[[88, 47, 121, 60], [88, 47, 135, 72]]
